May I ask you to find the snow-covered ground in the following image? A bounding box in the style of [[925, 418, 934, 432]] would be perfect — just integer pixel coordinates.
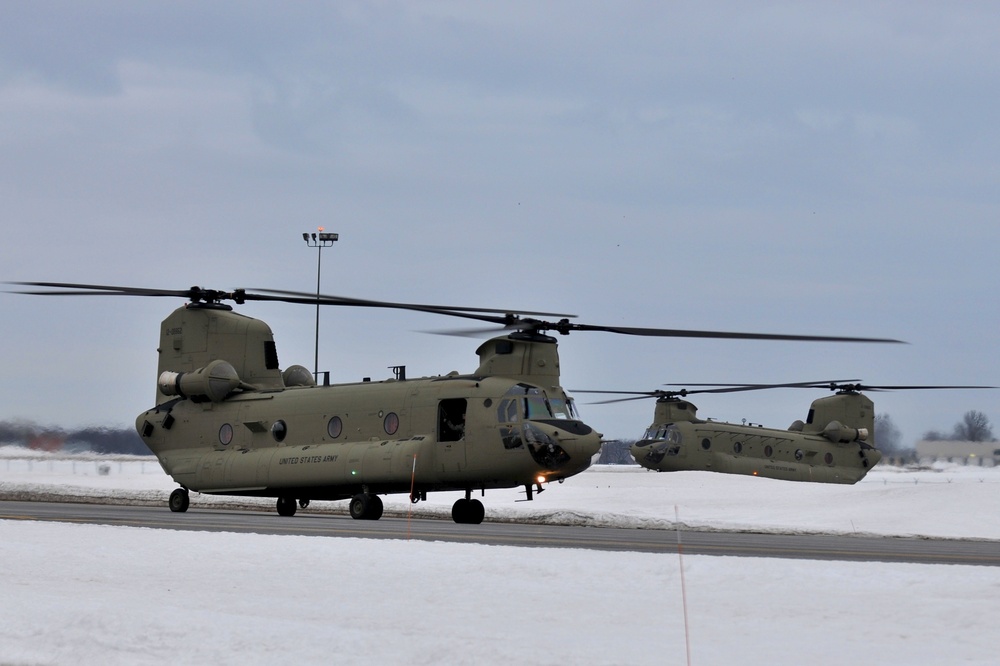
[[3, 447, 999, 665]]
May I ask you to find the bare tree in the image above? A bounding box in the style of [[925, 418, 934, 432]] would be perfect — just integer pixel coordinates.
[[596, 439, 636, 465], [952, 410, 994, 442], [874, 413, 904, 453]]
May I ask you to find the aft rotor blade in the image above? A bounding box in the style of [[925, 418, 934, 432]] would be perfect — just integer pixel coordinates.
[[252, 288, 576, 319], [7, 282, 567, 325], [7, 282, 195, 298]]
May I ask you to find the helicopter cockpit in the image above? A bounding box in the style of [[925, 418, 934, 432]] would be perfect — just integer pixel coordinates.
[[495, 384, 584, 467], [634, 424, 684, 464]]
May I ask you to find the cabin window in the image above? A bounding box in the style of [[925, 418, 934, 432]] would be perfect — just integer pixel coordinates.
[[271, 420, 287, 443], [764, 445, 773, 458], [794, 449, 804, 461], [701, 438, 711, 450], [383, 412, 399, 436], [219, 423, 233, 446], [824, 452, 834, 465], [733, 442, 743, 454], [327, 416, 343, 439]]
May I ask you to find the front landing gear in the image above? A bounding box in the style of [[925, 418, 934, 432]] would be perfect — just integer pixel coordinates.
[[276, 496, 298, 516], [169, 488, 190, 513], [452, 498, 485, 524], [349, 493, 384, 520]]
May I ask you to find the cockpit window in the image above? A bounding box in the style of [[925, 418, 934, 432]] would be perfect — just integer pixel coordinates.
[[497, 398, 519, 424], [523, 395, 552, 419], [643, 424, 682, 443], [499, 384, 578, 422], [548, 397, 579, 420]]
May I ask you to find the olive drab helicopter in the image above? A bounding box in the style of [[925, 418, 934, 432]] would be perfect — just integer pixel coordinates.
[[577, 381, 994, 484], [9, 282, 903, 524]]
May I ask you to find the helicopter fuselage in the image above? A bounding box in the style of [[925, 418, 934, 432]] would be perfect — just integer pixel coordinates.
[[137, 373, 600, 500], [629, 395, 882, 484]]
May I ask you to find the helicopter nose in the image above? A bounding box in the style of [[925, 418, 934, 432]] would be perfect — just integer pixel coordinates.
[[525, 420, 603, 473]]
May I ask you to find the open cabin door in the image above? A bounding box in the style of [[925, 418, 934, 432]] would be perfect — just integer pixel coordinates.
[[437, 398, 468, 471]]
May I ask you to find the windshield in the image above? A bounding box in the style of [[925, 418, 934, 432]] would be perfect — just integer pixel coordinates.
[[643, 424, 682, 443], [498, 384, 579, 421], [547, 396, 579, 420]]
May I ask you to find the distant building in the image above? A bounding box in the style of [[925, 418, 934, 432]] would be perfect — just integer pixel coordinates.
[[915, 440, 1000, 466], [27, 433, 64, 452]]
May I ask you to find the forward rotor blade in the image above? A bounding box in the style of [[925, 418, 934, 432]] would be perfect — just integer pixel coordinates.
[[571, 391, 671, 405], [562, 322, 905, 344], [670, 381, 997, 393], [665, 380, 863, 391], [834, 384, 998, 391]]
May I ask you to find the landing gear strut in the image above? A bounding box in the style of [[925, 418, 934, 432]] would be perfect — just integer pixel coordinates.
[[452, 495, 485, 524]]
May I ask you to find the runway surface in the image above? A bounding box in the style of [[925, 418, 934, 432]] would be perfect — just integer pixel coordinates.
[[3, 499, 999, 566]]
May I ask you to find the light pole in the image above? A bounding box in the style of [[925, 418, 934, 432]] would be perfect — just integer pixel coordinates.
[[302, 228, 339, 380]]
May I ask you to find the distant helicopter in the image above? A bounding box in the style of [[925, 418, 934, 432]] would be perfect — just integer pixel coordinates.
[[9, 282, 903, 522], [577, 381, 994, 483]]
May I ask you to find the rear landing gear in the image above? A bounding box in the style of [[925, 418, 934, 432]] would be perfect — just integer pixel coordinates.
[[349, 493, 384, 520], [452, 498, 485, 524], [169, 488, 189, 513]]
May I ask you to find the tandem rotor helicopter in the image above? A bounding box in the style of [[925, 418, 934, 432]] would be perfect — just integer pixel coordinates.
[[577, 381, 995, 484], [10, 281, 903, 524]]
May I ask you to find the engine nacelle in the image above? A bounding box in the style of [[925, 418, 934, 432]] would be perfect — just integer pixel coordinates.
[[158, 359, 241, 402], [282, 364, 316, 387], [822, 420, 869, 443]]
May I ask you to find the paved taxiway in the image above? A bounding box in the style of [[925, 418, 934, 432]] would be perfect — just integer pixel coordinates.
[[2, 500, 999, 566]]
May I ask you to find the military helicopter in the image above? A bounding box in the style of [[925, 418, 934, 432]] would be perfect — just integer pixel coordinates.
[[9, 282, 903, 523], [577, 381, 994, 484]]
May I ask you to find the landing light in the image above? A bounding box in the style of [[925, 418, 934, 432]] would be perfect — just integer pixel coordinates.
[[536, 475, 547, 485]]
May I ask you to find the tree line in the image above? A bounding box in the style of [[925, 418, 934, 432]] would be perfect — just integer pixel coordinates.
[[920, 410, 995, 443], [0, 421, 151, 456]]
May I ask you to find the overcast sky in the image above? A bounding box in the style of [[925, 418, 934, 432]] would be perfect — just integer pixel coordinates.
[[2, 2, 998, 444]]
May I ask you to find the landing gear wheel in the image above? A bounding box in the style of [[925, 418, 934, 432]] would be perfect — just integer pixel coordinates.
[[276, 496, 297, 517], [469, 499, 485, 524], [349, 493, 384, 520], [451, 498, 485, 525], [169, 488, 189, 513], [349, 494, 369, 519], [368, 495, 384, 520]]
